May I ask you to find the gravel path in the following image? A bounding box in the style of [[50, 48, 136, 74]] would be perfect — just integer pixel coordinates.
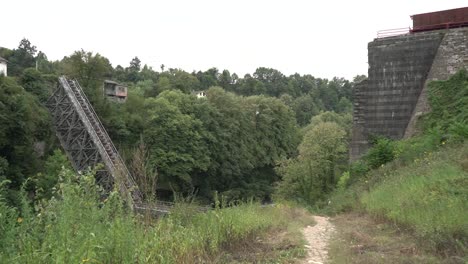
[[302, 216, 335, 264]]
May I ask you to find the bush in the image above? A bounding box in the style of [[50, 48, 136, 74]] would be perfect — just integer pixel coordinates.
[[336, 171, 350, 190], [364, 137, 396, 169], [448, 121, 468, 143]]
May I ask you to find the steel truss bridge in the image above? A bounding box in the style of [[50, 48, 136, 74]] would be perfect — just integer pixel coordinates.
[[46, 77, 144, 208]]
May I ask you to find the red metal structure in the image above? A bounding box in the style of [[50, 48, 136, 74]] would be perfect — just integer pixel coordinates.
[[411, 7, 468, 33]]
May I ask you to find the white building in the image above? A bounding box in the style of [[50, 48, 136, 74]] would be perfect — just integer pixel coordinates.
[[0, 57, 7, 76], [192, 90, 207, 98]]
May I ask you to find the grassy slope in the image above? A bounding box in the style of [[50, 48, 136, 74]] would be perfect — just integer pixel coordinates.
[[327, 143, 467, 260], [361, 146, 467, 253], [329, 213, 447, 264], [0, 169, 313, 263], [327, 70, 468, 261]]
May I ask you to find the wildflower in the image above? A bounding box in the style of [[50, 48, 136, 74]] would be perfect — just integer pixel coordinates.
[[17, 217, 23, 223], [82, 258, 90, 263], [442, 141, 446, 145]]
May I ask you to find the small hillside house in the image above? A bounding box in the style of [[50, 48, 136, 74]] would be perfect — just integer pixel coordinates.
[[192, 90, 207, 98], [0, 57, 7, 76], [103, 80, 127, 102]]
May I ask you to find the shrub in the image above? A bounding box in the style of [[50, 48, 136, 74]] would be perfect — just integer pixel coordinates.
[[336, 171, 350, 190], [448, 121, 468, 143], [364, 137, 396, 169]]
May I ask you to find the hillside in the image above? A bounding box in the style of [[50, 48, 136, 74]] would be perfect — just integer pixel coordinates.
[[0, 38, 466, 263], [324, 70, 468, 263]]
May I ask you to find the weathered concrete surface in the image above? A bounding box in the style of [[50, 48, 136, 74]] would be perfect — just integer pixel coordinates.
[[404, 28, 468, 138], [350, 27, 468, 161]]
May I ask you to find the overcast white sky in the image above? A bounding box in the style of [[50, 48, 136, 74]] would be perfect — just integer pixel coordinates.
[[2, 1, 467, 80]]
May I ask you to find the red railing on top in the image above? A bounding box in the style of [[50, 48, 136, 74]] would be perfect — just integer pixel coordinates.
[[411, 21, 468, 33]]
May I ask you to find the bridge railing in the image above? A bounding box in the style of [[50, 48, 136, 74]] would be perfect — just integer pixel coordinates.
[[377, 27, 410, 38]]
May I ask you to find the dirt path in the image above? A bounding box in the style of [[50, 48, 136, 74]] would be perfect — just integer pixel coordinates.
[[302, 215, 335, 264]]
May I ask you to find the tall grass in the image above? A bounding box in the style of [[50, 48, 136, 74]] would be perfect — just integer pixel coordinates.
[[361, 145, 468, 254], [325, 70, 468, 258], [0, 169, 292, 263], [327, 142, 468, 255]]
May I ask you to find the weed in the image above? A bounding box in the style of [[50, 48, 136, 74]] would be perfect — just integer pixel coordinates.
[[0, 168, 297, 263]]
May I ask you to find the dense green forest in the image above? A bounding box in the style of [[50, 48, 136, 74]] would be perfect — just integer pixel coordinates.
[[0, 39, 360, 206]]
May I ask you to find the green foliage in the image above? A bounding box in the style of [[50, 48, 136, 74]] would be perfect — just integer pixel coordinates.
[[425, 69, 468, 132], [35, 149, 71, 200], [276, 122, 347, 205], [0, 37, 362, 206], [336, 97, 353, 113], [293, 94, 319, 126], [0, 180, 18, 256], [362, 145, 468, 254], [447, 121, 468, 143], [0, 76, 50, 204], [306, 111, 353, 138], [0, 169, 292, 263], [364, 137, 396, 169], [59, 50, 113, 116], [325, 71, 468, 254], [4, 39, 37, 76], [19, 68, 51, 101], [144, 91, 210, 191], [336, 171, 350, 190]]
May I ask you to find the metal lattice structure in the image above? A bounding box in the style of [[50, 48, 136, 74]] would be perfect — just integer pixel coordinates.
[[46, 76, 142, 206]]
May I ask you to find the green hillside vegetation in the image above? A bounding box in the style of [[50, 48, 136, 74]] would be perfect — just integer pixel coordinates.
[[0, 39, 356, 206], [0, 39, 351, 262], [326, 70, 468, 258], [0, 168, 309, 263], [1, 37, 467, 262]]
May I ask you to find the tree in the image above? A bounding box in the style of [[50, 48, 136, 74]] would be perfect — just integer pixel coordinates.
[[126, 56, 141, 82], [59, 50, 113, 119], [35, 51, 56, 74], [6, 39, 37, 76], [218, 69, 233, 90], [129, 56, 141, 72], [276, 122, 346, 204], [60, 50, 113, 90], [0, 76, 50, 204], [195, 68, 219, 90], [253, 67, 287, 97], [353, 74, 367, 84], [170, 70, 200, 93], [19, 68, 50, 101], [307, 111, 352, 134], [18, 39, 37, 56], [293, 94, 319, 126], [143, 91, 210, 193], [336, 97, 353, 113]]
